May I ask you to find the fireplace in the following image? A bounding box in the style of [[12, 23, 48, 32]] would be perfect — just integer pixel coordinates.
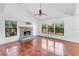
[[24, 31, 31, 36], [19, 24, 33, 42]]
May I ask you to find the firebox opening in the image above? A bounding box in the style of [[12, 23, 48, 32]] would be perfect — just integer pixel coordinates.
[[24, 31, 31, 36]]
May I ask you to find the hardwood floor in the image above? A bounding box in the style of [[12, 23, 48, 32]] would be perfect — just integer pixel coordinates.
[[0, 36, 79, 56]]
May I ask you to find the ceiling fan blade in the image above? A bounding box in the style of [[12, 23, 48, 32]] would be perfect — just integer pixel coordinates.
[[41, 13, 47, 16], [34, 14, 38, 16], [34, 13, 41, 16], [34, 13, 47, 16], [34, 13, 39, 16]]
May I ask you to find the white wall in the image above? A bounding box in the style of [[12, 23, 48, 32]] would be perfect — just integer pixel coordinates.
[[38, 16, 79, 43], [0, 4, 38, 44]]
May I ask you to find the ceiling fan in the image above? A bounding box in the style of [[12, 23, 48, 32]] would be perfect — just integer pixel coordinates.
[[34, 3, 47, 16]]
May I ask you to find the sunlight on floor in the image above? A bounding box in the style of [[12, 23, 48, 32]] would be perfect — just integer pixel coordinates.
[[55, 42, 64, 56], [41, 38, 64, 55], [6, 46, 18, 56], [42, 38, 47, 49]]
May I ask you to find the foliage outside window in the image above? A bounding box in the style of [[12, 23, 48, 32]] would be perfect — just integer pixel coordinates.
[[5, 20, 17, 37], [42, 24, 47, 34], [48, 24, 54, 34], [55, 22, 64, 36]]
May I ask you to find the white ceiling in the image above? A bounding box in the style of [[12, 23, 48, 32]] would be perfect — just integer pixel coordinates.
[[0, 3, 6, 14], [18, 3, 77, 20], [0, 3, 77, 20]]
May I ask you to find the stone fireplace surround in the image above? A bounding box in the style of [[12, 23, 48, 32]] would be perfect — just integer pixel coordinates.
[[19, 24, 33, 42]]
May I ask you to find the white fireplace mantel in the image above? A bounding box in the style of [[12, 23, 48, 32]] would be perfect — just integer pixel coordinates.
[[19, 23, 32, 28]]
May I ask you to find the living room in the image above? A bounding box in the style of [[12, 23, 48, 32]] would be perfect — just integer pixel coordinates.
[[0, 3, 79, 56]]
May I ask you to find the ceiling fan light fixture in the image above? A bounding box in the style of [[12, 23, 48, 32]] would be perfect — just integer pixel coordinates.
[[34, 3, 47, 16]]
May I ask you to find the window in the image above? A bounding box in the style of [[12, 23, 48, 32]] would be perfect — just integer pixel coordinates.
[[42, 22, 64, 36], [5, 20, 17, 37], [48, 24, 54, 34], [42, 24, 47, 34], [55, 22, 64, 36]]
